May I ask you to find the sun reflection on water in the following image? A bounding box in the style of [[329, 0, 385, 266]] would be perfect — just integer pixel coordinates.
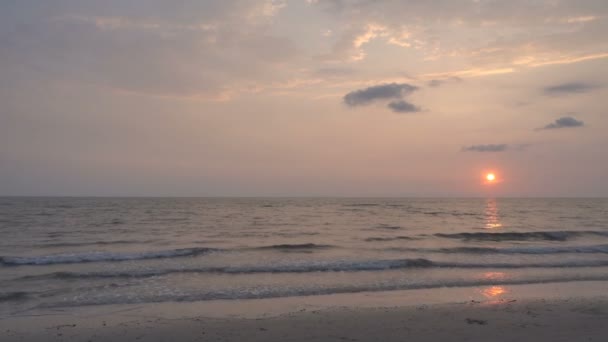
[[477, 272, 510, 302], [484, 198, 502, 229], [482, 272, 507, 281], [481, 286, 508, 298]]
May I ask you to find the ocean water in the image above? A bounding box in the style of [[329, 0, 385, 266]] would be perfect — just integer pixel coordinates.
[[1, 197, 607, 313]]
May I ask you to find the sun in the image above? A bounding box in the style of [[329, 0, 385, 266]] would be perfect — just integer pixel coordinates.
[[486, 173, 496, 182]]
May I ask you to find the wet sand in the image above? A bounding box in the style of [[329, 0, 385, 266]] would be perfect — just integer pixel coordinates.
[[2, 282, 608, 341]]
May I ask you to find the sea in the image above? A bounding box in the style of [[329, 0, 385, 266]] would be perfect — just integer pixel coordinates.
[[1, 197, 607, 314]]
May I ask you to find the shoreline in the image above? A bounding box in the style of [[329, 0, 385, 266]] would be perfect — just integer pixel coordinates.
[[2, 281, 608, 341]]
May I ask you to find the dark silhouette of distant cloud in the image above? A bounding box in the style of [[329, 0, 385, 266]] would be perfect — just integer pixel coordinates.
[[428, 79, 443, 87], [387, 100, 420, 113], [543, 82, 599, 95], [427, 77, 462, 88], [344, 83, 420, 113], [538, 116, 584, 130], [344, 83, 418, 107], [462, 144, 508, 152]]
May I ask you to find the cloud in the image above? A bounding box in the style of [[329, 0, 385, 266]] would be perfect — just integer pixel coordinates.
[[462, 144, 508, 152], [311, 1, 608, 75], [427, 77, 462, 87], [314, 67, 356, 77], [428, 80, 443, 87], [539, 117, 585, 130], [318, 23, 389, 62], [527, 52, 608, 67], [544, 82, 599, 96], [387, 100, 420, 113], [422, 68, 515, 80], [344, 83, 418, 107], [0, 1, 296, 99]]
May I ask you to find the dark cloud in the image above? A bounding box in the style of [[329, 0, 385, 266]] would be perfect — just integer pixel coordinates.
[[387, 100, 420, 113], [427, 77, 462, 88], [543, 82, 599, 96], [428, 80, 443, 87], [344, 83, 418, 107], [539, 116, 584, 130], [344, 83, 420, 113], [462, 144, 508, 152]]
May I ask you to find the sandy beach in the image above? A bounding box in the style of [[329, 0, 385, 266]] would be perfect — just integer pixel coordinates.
[[3, 282, 607, 342]]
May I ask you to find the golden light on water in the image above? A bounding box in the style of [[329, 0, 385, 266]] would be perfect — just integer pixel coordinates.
[[484, 198, 502, 229], [482, 272, 507, 281], [481, 286, 508, 298]]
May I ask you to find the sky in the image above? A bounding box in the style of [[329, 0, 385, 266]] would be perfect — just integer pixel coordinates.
[[1, 0, 607, 197]]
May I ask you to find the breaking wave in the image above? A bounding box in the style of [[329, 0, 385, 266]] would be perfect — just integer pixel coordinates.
[[435, 230, 608, 242], [34, 275, 608, 308], [390, 244, 608, 255], [253, 243, 333, 251], [0, 247, 218, 266], [14, 258, 608, 281]]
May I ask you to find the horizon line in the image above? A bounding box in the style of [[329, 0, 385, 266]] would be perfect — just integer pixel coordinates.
[[1, 195, 607, 199]]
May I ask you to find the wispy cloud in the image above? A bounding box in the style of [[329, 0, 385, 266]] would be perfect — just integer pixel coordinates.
[[427, 77, 463, 87], [314, 67, 356, 77], [2, 1, 298, 100], [319, 24, 389, 62], [462, 144, 509, 152], [428, 80, 443, 87], [544, 82, 599, 96], [529, 52, 608, 67], [422, 68, 515, 80], [538, 116, 584, 130], [311, 1, 608, 83]]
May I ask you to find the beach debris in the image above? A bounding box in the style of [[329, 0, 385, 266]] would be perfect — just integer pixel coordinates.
[[465, 318, 488, 325], [46, 324, 77, 330]]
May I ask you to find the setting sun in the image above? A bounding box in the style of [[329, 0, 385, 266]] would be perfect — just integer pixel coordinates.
[[486, 173, 496, 182]]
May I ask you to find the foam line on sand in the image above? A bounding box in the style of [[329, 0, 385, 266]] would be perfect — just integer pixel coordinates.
[[1, 281, 607, 341]]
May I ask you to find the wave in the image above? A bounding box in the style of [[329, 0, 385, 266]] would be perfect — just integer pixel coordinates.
[[390, 244, 608, 255], [0, 247, 218, 266], [435, 230, 608, 242], [343, 203, 380, 207], [497, 245, 608, 254], [17, 259, 435, 280], [15, 258, 608, 282], [365, 236, 414, 242], [34, 275, 608, 308], [0, 291, 30, 302], [1, 243, 337, 266], [38, 240, 147, 248], [374, 224, 402, 230], [254, 243, 333, 251]]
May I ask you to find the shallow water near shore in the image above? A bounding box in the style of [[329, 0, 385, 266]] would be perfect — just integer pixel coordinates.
[[1, 197, 607, 314], [3, 282, 608, 342]]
